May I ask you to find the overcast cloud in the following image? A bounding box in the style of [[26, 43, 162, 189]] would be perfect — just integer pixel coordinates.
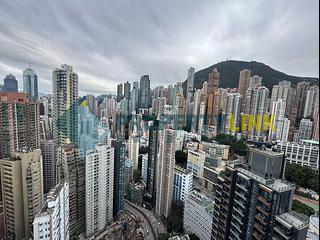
[[0, 0, 318, 95]]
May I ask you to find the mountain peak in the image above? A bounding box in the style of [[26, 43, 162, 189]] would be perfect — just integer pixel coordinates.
[[184, 60, 319, 92]]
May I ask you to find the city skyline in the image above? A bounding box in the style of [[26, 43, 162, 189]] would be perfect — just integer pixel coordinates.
[[0, 1, 319, 239], [0, 0, 319, 95]]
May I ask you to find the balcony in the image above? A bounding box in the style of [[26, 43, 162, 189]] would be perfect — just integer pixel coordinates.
[[255, 214, 268, 226], [252, 231, 263, 240], [256, 206, 270, 216], [257, 196, 272, 207], [254, 223, 266, 235]]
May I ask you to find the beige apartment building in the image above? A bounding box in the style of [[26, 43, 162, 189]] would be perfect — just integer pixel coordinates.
[[0, 149, 43, 240], [156, 129, 176, 219]]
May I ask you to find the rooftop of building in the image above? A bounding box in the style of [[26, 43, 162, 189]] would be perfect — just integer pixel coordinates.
[[249, 147, 284, 157], [129, 181, 145, 190], [235, 166, 295, 193], [0, 92, 29, 103], [47, 182, 66, 202], [35, 182, 67, 218], [276, 212, 309, 230], [188, 148, 205, 154], [174, 165, 192, 174], [187, 190, 215, 216], [278, 140, 319, 147], [301, 139, 319, 145]]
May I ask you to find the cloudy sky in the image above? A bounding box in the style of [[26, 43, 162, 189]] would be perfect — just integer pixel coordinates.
[[0, 0, 318, 95]]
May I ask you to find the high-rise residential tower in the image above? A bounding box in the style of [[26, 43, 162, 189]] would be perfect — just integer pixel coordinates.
[[33, 181, 69, 240], [128, 134, 140, 170], [303, 86, 319, 118], [269, 99, 287, 141], [184, 191, 214, 240], [270, 81, 291, 112], [207, 68, 220, 95], [23, 67, 38, 102], [3, 74, 18, 92], [312, 107, 319, 141], [0, 149, 43, 240], [206, 68, 219, 126], [211, 148, 308, 240], [57, 144, 85, 238], [295, 81, 311, 118], [186, 67, 195, 102], [198, 101, 207, 134], [249, 75, 262, 88], [172, 82, 183, 107], [124, 81, 131, 100], [117, 83, 123, 102], [244, 86, 269, 141], [0, 92, 40, 159], [298, 118, 313, 142], [155, 129, 176, 219], [144, 120, 160, 209], [173, 165, 193, 202], [131, 81, 139, 112], [224, 93, 241, 135], [85, 144, 114, 237], [191, 89, 202, 133], [52, 64, 79, 146], [112, 139, 125, 218], [139, 75, 150, 109], [41, 139, 56, 194], [237, 69, 252, 98], [173, 92, 185, 130]]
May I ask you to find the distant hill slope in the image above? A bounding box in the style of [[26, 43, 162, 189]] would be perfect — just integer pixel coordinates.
[[182, 60, 319, 92]]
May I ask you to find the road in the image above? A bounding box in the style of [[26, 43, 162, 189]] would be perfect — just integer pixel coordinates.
[[294, 195, 319, 206], [124, 200, 167, 240], [124, 201, 156, 240]]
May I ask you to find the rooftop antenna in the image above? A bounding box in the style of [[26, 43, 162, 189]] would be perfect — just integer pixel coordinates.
[[28, 62, 31, 68]]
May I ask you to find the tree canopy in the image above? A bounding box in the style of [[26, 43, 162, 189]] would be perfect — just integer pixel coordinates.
[[166, 201, 184, 234], [292, 200, 315, 216], [285, 163, 319, 193], [214, 133, 249, 156]]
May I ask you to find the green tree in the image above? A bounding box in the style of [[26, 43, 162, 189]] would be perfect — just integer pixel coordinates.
[[214, 133, 248, 157], [158, 233, 170, 240], [166, 202, 184, 234], [285, 163, 319, 193], [189, 234, 200, 240], [292, 200, 315, 216]]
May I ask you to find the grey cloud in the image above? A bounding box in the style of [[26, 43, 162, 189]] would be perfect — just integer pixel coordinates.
[[0, 0, 318, 95]]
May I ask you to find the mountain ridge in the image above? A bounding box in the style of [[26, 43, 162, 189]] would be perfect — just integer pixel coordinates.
[[183, 60, 319, 92]]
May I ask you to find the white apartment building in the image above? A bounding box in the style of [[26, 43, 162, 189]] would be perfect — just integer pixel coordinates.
[[276, 140, 319, 171], [173, 165, 193, 202], [207, 142, 230, 160], [33, 182, 69, 240], [85, 144, 114, 237], [187, 149, 207, 178], [269, 99, 287, 141], [298, 119, 313, 142], [128, 135, 139, 170], [184, 191, 214, 240], [141, 154, 148, 183]]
